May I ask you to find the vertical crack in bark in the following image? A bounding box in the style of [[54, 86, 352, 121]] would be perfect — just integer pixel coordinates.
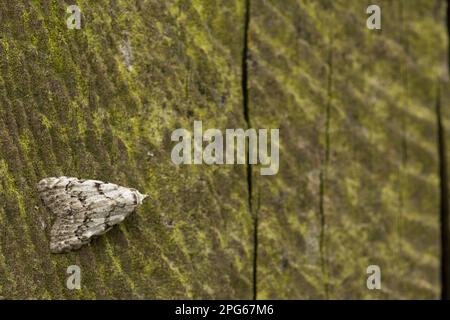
[[448, 0, 450, 76], [439, 0, 450, 300], [437, 85, 450, 300], [242, 0, 256, 300], [319, 41, 333, 299], [397, 0, 408, 263], [243, 0, 251, 127]]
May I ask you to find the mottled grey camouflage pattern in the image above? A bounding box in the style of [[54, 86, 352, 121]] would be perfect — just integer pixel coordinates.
[[38, 177, 147, 253]]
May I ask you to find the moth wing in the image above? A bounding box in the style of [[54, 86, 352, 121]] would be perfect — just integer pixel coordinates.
[[38, 177, 145, 253]]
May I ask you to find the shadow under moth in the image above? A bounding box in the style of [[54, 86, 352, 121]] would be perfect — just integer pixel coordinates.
[[37, 177, 148, 253]]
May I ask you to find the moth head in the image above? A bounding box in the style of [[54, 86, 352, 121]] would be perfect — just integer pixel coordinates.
[[133, 190, 148, 205]]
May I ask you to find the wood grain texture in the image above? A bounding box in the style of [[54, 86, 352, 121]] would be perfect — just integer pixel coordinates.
[[0, 0, 252, 299]]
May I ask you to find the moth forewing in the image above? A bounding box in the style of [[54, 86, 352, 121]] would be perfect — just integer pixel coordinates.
[[37, 177, 148, 253]]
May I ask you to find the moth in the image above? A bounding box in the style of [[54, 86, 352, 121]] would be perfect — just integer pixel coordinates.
[[37, 177, 148, 253]]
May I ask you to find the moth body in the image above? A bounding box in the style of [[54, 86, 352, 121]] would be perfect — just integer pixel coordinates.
[[37, 177, 148, 253]]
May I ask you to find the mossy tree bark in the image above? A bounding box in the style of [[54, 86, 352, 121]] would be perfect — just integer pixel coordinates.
[[0, 0, 448, 299]]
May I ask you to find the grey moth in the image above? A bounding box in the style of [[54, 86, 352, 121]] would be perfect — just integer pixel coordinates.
[[37, 177, 148, 253]]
